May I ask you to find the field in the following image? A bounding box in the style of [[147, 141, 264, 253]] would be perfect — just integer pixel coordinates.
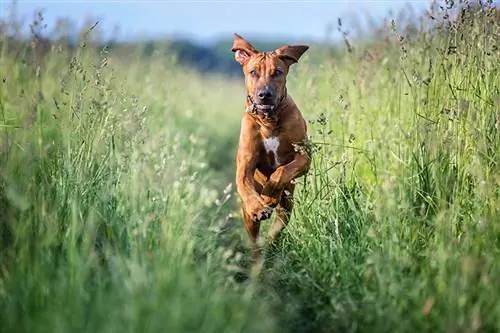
[[1, 3, 499, 333]]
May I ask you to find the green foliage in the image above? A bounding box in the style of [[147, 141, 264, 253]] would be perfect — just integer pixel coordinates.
[[1, 2, 499, 333]]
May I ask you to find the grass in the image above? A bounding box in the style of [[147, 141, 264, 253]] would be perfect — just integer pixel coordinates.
[[1, 2, 499, 333]]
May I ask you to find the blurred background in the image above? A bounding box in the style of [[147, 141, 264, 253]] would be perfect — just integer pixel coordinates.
[[0, 0, 434, 76]]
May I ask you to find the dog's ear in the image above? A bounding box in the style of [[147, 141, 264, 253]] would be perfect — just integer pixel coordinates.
[[231, 33, 259, 65], [274, 45, 309, 66]]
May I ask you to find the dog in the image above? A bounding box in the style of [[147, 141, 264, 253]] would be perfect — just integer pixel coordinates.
[[231, 33, 311, 275]]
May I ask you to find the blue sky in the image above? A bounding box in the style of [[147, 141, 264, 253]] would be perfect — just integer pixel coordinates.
[[1, 1, 432, 43]]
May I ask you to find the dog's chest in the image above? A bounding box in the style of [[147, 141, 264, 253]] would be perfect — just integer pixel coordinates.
[[262, 136, 281, 168]]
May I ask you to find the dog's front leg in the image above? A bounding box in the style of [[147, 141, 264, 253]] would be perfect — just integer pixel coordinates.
[[236, 116, 274, 223], [236, 151, 273, 223], [236, 149, 273, 272], [260, 153, 310, 207]]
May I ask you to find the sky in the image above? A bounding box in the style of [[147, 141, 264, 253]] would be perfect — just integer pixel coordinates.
[[0, 1, 434, 44]]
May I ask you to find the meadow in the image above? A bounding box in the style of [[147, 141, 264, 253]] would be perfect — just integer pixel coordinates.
[[1, 2, 499, 333]]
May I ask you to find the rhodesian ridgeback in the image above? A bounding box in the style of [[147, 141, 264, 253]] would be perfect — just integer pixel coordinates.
[[231, 33, 311, 275]]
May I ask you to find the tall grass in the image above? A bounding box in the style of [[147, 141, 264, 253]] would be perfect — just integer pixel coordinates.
[[1, 1, 499, 333], [0, 11, 274, 333], [263, 3, 499, 332]]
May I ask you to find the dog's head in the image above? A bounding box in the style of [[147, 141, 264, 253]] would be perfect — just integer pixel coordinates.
[[231, 33, 309, 113]]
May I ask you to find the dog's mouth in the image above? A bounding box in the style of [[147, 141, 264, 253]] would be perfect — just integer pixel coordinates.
[[254, 103, 276, 112], [246, 95, 280, 116]]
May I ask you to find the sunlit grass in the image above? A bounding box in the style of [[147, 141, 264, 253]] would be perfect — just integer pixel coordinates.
[[1, 2, 499, 333]]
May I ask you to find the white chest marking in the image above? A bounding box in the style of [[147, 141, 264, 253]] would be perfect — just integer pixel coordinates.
[[263, 136, 280, 167]]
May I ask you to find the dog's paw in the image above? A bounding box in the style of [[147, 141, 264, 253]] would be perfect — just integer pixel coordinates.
[[246, 201, 273, 222], [253, 205, 273, 222]]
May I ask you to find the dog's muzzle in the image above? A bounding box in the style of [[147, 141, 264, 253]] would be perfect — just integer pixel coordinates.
[[246, 102, 276, 117], [246, 94, 282, 117]]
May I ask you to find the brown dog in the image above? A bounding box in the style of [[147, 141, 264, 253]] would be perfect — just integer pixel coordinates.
[[231, 33, 311, 275]]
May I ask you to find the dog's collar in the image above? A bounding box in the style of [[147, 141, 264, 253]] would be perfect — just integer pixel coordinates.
[[245, 89, 287, 118]]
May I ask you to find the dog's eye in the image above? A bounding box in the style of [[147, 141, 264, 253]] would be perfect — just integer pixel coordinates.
[[249, 69, 258, 77], [272, 69, 283, 78]]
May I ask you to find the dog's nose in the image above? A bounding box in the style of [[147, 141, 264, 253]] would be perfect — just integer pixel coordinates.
[[257, 87, 275, 100]]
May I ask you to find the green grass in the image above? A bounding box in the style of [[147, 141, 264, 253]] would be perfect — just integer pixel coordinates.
[[1, 3, 499, 333]]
